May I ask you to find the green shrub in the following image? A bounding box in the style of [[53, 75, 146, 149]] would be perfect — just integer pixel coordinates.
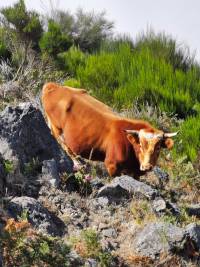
[[0, 28, 11, 60], [3, 159, 14, 174], [58, 46, 86, 75], [0, 41, 11, 60], [134, 29, 195, 72], [39, 20, 72, 59], [2, 218, 71, 267], [71, 229, 113, 266], [100, 34, 134, 53], [72, 9, 114, 53], [77, 43, 200, 117], [64, 78, 81, 88], [1, 0, 43, 49], [173, 115, 200, 162]]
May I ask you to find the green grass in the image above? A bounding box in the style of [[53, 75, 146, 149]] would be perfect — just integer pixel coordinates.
[[3, 159, 14, 174], [70, 228, 113, 266]]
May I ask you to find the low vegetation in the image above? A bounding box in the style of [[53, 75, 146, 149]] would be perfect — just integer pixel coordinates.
[[1, 218, 71, 267], [70, 229, 113, 266]]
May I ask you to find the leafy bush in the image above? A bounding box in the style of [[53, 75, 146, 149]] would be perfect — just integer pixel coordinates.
[[2, 218, 71, 267], [173, 115, 200, 161], [58, 46, 86, 75], [77, 43, 200, 117], [3, 159, 14, 174], [1, 0, 43, 49], [100, 34, 134, 53], [39, 20, 72, 59], [0, 41, 11, 60], [134, 29, 195, 72], [64, 78, 81, 88], [50, 8, 113, 53], [72, 8, 114, 52]]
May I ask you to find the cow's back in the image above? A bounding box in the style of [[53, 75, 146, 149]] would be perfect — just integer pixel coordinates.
[[42, 83, 117, 152]]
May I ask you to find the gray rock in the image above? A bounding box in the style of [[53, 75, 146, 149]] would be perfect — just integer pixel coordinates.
[[90, 177, 105, 189], [41, 159, 60, 187], [186, 204, 200, 218], [185, 223, 200, 250], [97, 175, 158, 201], [8, 196, 65, 236], [0, 102, 72, 172], [67, 250, 84, 266], [0, 103, 73, 194], [0, 252, 2, 267], [102, 228, 117, 238], [152, 197, 167, 213], [166, 202, 181, 216], [93, 197, 109, 208], [0, 153, 6, 196], [85, 258, 98, 267], [153, 167, 169, 182], [133, 222, 187, 259]]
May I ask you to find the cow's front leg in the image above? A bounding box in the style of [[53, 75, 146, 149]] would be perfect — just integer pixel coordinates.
[[104, 144, 125, 177], [104, 159, 118, 177]]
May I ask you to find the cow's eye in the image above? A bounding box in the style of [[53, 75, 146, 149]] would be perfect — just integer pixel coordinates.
[[156, 145, 160, 151]]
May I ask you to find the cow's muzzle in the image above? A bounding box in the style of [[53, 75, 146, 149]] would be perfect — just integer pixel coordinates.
[[140, 163, 153, 171]]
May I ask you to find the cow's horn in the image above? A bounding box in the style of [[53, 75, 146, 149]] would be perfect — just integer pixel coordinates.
[[125, 129, 140, 135], [164, 132, 178, 138]]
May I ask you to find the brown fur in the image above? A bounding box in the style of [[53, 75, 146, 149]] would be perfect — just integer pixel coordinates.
[[42, 82, 174, 176]]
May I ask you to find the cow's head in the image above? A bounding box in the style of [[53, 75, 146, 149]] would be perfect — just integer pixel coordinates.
[[125, 129, 178, 171]]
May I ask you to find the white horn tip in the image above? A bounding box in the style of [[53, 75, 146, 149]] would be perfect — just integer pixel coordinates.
[[164, 131, 179, 138]]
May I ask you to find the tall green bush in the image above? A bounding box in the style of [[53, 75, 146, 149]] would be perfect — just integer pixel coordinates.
[[39, 20, 72, 59], [172, 115, 200, 162], [134, 30, 195, 72], [0, 40, 11, 60], [1, 0, 43, 49], [58, 46, 86, 75], [76, 44, 200, 117]]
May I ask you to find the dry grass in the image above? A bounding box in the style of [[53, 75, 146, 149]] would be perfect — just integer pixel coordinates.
[[130, 199, 157, 225], [126, 254, 154, 267], [70, 228, 101, 258]]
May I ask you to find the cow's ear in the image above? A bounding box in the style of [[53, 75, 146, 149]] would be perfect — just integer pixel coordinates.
[[162, 138, 174, 149], [127, 133, 139, 144]]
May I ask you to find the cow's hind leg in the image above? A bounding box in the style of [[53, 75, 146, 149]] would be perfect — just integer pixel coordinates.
[[45, 114, 84, 171], [45, 114, 75, 158]]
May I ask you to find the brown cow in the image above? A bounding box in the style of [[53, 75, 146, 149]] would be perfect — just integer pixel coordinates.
[[42, 82, 177, 176]]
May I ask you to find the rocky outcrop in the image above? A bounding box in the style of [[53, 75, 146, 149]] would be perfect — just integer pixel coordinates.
[[186, 204, 200, 218], [97, 175, 158, 202], [185, 223, 200, 250], [8, 196, 66, 236], [0, 154, 6, 196], [0, 103, 73, 195], [0, 102, 73, 172], [133, 222, 187, 259]]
